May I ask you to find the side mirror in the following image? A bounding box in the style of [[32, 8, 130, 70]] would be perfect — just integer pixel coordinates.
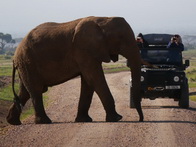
[[185, 60, 190, 67], [184, 60, 190, 69]]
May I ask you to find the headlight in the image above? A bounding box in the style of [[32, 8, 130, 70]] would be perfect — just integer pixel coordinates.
[[141, 76, 144, 82], [174, 76, 179, 82]]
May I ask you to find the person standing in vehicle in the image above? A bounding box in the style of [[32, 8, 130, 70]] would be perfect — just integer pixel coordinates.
[[167, 34, 184, 51], [134, 33, 158, 68], [136, 33, 149, 48]]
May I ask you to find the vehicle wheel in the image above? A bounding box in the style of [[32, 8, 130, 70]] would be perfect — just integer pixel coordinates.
[[130, 87, 135, 108], [179, 78, 189, 108]]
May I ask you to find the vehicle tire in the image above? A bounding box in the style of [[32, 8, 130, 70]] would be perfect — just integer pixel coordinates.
[[179, 78, 189, 108], [130, 87, 135, 108]]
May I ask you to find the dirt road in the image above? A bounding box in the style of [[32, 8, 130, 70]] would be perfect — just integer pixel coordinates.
[[0, 71, 196, 147]]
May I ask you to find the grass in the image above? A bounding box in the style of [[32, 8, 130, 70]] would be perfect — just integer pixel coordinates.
[[183, 50, 196, 89], [186, 68, 196, 87], [0, 84, 19, 101], [0, 55, 13, 76], [0, 54, 12, 61], [0, 66, 13, 76], [104, 66, 129, 73], [190, 95, 196, 102], [183, 50, 196, 101], [102, 57, 130, 73], [183, 49, 196, 60]]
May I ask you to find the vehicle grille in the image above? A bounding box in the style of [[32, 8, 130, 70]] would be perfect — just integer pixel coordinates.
[[144, 71, 171, 85], [141, 68, 185, 86]]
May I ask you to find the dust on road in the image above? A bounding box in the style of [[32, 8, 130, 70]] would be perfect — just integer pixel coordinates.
[[0, 72, 196, 147]]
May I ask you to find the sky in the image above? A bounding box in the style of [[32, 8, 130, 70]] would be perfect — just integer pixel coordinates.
[[1, 0, 196, 38]]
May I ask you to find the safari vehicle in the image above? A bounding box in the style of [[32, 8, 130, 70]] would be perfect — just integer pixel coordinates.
[[130, 34, 190, 108]]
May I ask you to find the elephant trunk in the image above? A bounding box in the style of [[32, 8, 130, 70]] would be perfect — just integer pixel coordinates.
[[130, 58, 144, 122], [122, 45, 144, 121]]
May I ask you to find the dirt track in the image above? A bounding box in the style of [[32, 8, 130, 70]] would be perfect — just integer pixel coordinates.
[[0, 71, 196, 147]]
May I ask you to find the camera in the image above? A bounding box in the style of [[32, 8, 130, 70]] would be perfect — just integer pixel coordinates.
[[137, 37, 141, 41], [172, 37, 176, 41]]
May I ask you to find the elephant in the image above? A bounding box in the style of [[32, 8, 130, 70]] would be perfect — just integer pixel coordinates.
[[6, 16, 143, 125]]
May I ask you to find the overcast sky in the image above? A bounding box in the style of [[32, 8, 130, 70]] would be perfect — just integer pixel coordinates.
[[1, 0, 196, 38]]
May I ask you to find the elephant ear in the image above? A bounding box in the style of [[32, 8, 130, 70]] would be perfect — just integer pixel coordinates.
[[72, 18, 111, 62]]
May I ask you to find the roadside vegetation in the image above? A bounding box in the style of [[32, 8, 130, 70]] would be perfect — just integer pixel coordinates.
[[183, 49, 196, 101]]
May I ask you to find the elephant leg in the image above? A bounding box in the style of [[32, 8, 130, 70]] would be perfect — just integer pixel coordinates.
[[23, 65, 52, 124], [75, 76, 94, 122], [81, 63, 122, 122], [132, 83, 144, 122], [30, 90, 52, 124], [7, 82, 30, 125], [133, 93, 143, 122]]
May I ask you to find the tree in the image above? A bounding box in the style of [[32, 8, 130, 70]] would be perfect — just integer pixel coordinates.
[[0, 33, 15, 54]]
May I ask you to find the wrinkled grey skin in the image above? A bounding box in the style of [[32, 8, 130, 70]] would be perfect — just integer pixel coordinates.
[[7, 16, 143, 125]]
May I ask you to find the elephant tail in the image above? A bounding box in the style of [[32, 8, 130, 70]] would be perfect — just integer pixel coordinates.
[[12, 63, 23, 111]]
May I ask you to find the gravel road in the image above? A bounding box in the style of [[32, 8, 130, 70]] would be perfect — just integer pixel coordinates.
[[0, 71, 196, 147]]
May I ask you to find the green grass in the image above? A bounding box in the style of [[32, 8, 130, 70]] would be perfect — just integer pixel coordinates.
[[187, 69, 196, 88], [102, 59, 129, 73], [189, 82, 196, 88], [0, 54, 13, 76], [0, 54, 12, 60], [0, 66, 13, 76], [190, 95, 196, 101], [0, 55, 13, 66], [0, 84, 19, 101], [183, 50, 196, 101], [183, 50, 196, 89], [183, 49, 196, 60], [104, 67, 129, 73]]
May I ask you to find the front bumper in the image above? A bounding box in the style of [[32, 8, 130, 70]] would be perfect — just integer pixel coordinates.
[[134, 68, 186, 99]]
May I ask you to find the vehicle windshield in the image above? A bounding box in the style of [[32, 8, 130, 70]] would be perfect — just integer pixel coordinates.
[[141, 48, 182, 66]]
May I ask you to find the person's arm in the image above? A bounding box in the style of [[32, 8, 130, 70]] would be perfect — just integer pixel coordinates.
[[167, 41, 172, 48]]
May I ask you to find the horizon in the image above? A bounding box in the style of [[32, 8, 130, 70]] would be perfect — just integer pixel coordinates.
[[1, 0, 196, 38]]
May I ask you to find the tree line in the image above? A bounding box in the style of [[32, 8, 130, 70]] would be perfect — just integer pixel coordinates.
[[0, 32, 196, 55], [0, 33, 15, 54]]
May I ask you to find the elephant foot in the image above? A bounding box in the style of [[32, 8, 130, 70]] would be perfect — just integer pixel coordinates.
[[139, 116, 144, 122], [106, 113, 122, 122], [35, 115, 52, 124], [6, 104, 22, 125], [75, 115, 93, 122], [6, 116, 22, 125]]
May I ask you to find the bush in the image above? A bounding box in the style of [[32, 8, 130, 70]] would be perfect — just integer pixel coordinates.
[[4, 55, 12, 60]]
